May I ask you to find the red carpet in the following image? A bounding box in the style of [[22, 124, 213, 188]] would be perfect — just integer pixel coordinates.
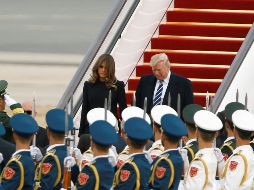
[[126, 0, 254, 107]]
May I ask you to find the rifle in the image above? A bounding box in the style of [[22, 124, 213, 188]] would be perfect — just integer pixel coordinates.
[[143, 97, 147, 120], [205, 91, 210, 111], [177, 94, 183, 148], [62, 105, 72, 190], [245, 93, 248, 110], [32, 92, 37, 162]]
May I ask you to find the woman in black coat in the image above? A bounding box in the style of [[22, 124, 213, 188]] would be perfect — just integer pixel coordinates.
[[79, 54, 127, 135]]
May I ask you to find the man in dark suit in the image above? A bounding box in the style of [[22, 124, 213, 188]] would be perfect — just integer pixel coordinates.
[[135, 53, 194, 116]]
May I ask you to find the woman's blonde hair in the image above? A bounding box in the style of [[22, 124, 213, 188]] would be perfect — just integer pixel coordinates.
[[89, 54, 117, 89]]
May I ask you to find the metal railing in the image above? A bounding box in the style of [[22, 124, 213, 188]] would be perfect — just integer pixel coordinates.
[[57, 0, 140, 115], [210, 24, 254, 113]]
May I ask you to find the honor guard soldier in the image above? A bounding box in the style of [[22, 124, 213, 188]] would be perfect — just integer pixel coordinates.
[[114, 117, 153, 190], [221, 110, 254, 189], [0, 113, 39, 190], [184, 110, 224, 190], [220, 102, 245, 161], [117, 106, 151, 168], [80, 108, 118, 170], [149, 114, 187, 190], [75, 120, 118, 189], [149, 105, 178, 161], [182, 104, 203, 163], [34, 108, 73, 190], [0, 80, 24, 142]]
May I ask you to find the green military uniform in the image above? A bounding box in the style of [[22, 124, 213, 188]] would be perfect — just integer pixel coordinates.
[[183, 139, 199, 163], [220, 137, 236, 161], [0, 80, 24, 142]]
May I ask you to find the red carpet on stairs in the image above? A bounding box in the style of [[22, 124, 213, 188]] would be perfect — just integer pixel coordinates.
[[126, 0, 254, 107]]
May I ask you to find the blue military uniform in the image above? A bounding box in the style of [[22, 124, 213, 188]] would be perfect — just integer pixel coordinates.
[[149, 114, 187, 190], [34, 108, 73, 190], [114, 117, 153, 190], [75, 120, 118, 189], [0, 113, 39, 190]]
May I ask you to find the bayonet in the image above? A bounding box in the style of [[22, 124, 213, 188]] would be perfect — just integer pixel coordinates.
[[104, 98, 108, 121], [132, 94, 136, 107], [177, 93, 181, 116], [177, 94, 183, 147], [143, 97, 147, 119], [245, 93, 248, 110], [236, 89, 239, 102], [108, 90, 112, 111], [167, 93, 171, 106], [206, 91, 210, 111]]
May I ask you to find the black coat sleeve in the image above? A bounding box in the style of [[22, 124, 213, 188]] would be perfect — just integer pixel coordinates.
[[183, 78, 194, 108], [79, 82, 90, 135]]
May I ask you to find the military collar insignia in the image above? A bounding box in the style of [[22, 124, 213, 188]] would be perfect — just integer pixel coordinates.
[[13, 154, 21, 160], [48, 149, 56, 154]]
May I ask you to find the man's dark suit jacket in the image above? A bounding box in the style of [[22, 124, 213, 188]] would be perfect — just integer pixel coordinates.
[[135, 72, 194, 115]]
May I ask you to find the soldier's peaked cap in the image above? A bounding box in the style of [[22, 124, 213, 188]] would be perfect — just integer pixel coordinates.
[[151, 105, 177, 126], [10, 113, 38, 136], [124, 117, 153, 141], [46, 108, 73, 133], [0, 80, 8, 96], [232, 110, 254, 132], [89, 120, 117, 145], [161, 114, 187, 137], [225, 102, 245, 123], [182, 104, 204, 125], [194, 110, 223, 131]]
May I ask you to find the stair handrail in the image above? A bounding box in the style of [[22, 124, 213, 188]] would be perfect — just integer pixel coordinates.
[[57, 0, 140, 114], [210, 23, 254, 113]]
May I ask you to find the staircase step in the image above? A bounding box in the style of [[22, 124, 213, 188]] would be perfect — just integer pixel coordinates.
[[128, 77, 222, 93], [136, 64, 228, 79], [175, 0, 254, 10], [167, 8, 254, 24], [159, 22, 251, 38], [151, 35, 243, 52], [144, 50, 236, 65]]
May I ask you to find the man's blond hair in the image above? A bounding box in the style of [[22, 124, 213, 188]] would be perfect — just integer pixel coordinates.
[[150, 53, 170, 67]]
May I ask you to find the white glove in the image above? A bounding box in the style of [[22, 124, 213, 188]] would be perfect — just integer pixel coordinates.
[[178, 148, 189, 174], [71, 147, 82, 162], [30, 146, 43, 162], [0, 153, 3, 164], [214, 148, 224, 163], [214, 148, 225, 177], [64, 156, 76, 168], [4, 94, 17, 107]]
